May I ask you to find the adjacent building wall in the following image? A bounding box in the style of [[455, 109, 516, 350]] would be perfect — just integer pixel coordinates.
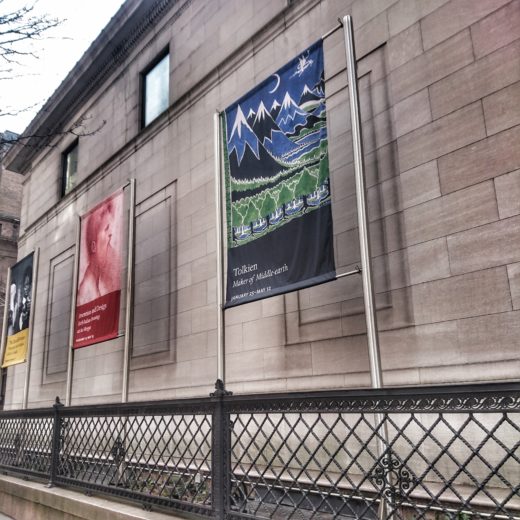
[[3, 0, 520, 408], [0, 167, 21, 291], [0, 133, 23, 406]]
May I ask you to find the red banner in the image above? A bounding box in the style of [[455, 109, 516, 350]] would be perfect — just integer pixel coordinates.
[[73, 190, 123, 348], [74, 291, 121, 348]]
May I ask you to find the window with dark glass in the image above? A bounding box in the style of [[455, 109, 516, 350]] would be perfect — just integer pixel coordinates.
[[142, 52, 170, 127], [61, 141, 78, 196]]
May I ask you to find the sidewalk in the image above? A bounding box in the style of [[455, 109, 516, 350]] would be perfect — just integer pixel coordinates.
[[0, 474, 185, 519]]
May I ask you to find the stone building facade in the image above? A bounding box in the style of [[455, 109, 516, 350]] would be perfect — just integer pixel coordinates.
[[2, 0, 520, 409]]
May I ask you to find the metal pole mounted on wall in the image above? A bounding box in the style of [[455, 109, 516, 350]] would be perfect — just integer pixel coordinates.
[[343, 15, 390, 519], [0, 267, 12, 399], [65, 218, 81, 406], [214, 112, 226, 386], [22, 247, 39, 409], [342, 15, 383, 390], [122, 178, 136, 403]]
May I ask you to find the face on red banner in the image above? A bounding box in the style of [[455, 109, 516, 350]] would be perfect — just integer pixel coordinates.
[[77, 195, 122, 306], [74, 190, 123, 349]]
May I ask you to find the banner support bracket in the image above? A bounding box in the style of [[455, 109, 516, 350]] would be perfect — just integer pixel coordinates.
[[335, 266, 361, 279], [321, 18, 343, 41]]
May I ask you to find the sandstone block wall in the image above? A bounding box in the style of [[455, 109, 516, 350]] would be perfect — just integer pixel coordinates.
[[3, 0, 519, 408]]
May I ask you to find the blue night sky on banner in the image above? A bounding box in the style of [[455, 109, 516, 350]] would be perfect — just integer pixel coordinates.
[[225, 41, 325, 145]]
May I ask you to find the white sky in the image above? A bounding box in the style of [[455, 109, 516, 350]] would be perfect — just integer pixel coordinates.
[[1, 0, 125, 134]]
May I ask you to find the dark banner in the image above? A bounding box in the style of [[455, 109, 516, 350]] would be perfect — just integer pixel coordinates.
[[73, 189, 123, 348], [2, 252, 34, 367], [223, 40, 335, 307]]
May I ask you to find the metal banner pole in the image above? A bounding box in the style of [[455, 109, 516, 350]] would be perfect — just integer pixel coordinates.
[[22, 248, 39, 409], [343, 15, 383, 389], [214, 112, 225, 386], [65, 217, 81, 406], [343, 15, 390, 519], [122, 178, 136, 403], [0, 267, 12, 397]]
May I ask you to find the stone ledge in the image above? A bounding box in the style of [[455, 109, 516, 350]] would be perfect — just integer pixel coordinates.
[[0, 474, 185, 520]]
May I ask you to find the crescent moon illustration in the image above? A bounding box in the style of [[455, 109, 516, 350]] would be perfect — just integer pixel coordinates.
[[268, 73, 280, 93]]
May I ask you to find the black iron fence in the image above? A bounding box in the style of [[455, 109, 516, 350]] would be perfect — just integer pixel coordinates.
[[0, 382, 519, 519]]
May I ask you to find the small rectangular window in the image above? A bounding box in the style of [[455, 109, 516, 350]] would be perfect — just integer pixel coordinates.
[[142, 52, 170, 127], [62, 141, 78, 196]]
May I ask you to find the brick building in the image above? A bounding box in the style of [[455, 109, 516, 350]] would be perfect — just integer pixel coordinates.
[[2, 0, 519, 404]]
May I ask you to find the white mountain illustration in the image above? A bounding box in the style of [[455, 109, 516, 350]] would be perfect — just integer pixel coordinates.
[[276, 92, 308, 132], [228, 105, 260, 162]]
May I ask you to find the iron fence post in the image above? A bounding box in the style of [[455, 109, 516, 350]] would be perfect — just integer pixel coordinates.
[[47, 396, 64, 488], [211, 379, 232, 519]]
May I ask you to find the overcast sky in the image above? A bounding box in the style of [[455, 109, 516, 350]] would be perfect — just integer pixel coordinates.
[[1, 0, 125, 134]]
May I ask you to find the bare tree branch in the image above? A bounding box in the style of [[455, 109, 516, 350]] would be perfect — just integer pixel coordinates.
[[0, 1, 61, 58], [0, 100, 40, 117], [0, 1, 62, 100], [0, 1, 100, 151], [0, 115, 107, 152], [0, 70, 38, 80], [0, 2, 106, 155]]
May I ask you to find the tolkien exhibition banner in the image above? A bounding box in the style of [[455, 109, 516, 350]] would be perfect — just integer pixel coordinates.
[[2, 253, 34, 367], [73, 189, 123, 348], [223, 40, 335, 307]]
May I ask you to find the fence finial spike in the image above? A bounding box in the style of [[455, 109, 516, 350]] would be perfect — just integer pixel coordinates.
[[211, 379, 232, 397]]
